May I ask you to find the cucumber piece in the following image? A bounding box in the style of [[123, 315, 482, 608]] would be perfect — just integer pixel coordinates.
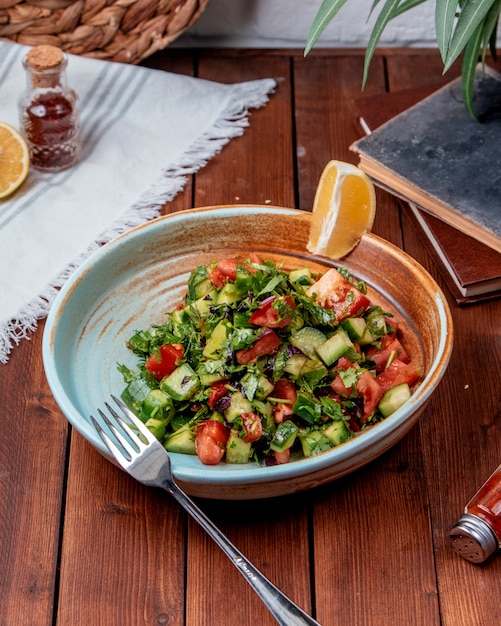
[[315, 328, 355, 367], [186, 291, 216, 317], [159, 363, 199, 401], [270, 420, 299, 452], [139, 389, 175, 424], [202, 319, 230, 359], [379, 383, 412, 417], [357, 328, 376, 346], [164, 424, 196, 455], [341, 317, 367, 341], [255, 375, 274, 400], [224, 391, 253, 423], [365, 307, 388, 339], [242, 373, 273, 401], [323, 420, 352, 446], [196, 366, 226, 386], [217, 283, 241, 305], [293, 392, 322, 424], [290, 326, 327, 358], [298, 359, 329, 386], [284, 353, 308, 377], [187, 266, 212, 301], [299, 430, 333, 457], [127, 330, 150, 354], [121, 377, 151, 414], [144, 417, 166, 441], [226, 430, 252, 464], [171, 308, 187, 336], [289, 267, 312, 285]]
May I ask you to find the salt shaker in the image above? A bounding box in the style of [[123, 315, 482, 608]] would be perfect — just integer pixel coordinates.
[[19, 45, 80, 172], [450, 463, 501, 563]]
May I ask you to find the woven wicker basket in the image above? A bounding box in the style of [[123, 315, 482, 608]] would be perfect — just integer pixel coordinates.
[[0, 0, 210, 64]]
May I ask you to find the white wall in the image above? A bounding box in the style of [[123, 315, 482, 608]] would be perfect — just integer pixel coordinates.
[[176, 0, 439, 49]]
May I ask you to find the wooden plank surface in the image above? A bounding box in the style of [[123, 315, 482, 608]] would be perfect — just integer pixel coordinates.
[[1, 48, 500, 626], [294, 52, 439, 626]]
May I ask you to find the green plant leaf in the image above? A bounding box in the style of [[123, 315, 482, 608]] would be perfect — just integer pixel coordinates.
[[392, 0, 429, 18], [461, 17, 485, 117], [305, 0, 349, 55], [435, 0, 460, 61], [482, 0, 501, 57], [362, 0, 403, 88], [444, 0, 497, 72]]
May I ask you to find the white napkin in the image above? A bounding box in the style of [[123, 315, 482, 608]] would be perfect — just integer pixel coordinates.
[[0, 41, 275, 363]]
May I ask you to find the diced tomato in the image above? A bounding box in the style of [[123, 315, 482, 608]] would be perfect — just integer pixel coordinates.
[[366, 335, 411, 372], [273, 402, 294, 424], [306, 268, 370, 322], [274, 449, 291, 464], [145, 343, 184, 380], [211, 255, 263, 285], [216, 258, 238, 280], [271, 379, 297, 423], [355, 371, 384, 420], [272, 377, 297, 403], [195, 420, 229, 465], [239, 412, 263, 443], [330, 375, 352, 396], [376, 359, 420, 392], [249, 296, 296, 328], [337, 356, 355, 371], [330, 357, 358, 395], [208, 267, 226, 288], [207, 381, 229, 408], [235, 330, 282, 365]]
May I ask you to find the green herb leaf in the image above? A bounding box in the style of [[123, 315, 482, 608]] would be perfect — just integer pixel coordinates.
[[320, 396, 344, 420]]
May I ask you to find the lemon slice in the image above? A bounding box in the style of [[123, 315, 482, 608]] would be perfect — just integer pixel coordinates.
[[307, 160, 376, 259], [0, 122, 30, 199]]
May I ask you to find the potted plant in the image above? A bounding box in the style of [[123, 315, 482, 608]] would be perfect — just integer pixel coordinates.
[[305, 0, 500, 117]]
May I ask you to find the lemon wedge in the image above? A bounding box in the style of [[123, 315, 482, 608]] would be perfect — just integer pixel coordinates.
[[307, 160, 376, 259], [0, 122, 30, 199]]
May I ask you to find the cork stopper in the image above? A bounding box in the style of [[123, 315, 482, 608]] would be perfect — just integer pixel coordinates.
[[26, 45, 63, 71], [24, 45, 67, 89]]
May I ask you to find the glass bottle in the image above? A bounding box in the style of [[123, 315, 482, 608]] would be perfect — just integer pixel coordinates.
[[450, 463, 501, 563], [19, 45, 80, 172]]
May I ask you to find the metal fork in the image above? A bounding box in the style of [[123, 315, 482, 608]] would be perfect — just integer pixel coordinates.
[[90, 395, 321, 626]]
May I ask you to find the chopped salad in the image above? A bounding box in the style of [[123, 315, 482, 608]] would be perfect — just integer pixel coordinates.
[[118, 255, 420, 466]]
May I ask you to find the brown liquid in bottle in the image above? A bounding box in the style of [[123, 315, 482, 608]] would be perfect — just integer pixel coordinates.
[[19, 45, 80, 172]]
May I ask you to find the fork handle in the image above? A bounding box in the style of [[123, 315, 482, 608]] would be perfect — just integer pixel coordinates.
[[163, 482, 322, 626]]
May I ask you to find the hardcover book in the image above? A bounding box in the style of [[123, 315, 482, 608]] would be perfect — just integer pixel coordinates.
[[352, 76, 501, 305], [351, 65, 501, 256]]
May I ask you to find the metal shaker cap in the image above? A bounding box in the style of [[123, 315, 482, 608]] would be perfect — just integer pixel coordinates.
[[450, 513, 499, 564]]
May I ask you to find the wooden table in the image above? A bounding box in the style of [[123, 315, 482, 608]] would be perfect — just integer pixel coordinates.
[[2, 48, 500, 626]]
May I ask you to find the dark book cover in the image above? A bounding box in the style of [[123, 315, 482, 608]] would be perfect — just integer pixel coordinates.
[[352, 79, 501, 305], [351, 65, 501, 256], [401, 202, 501, 304]]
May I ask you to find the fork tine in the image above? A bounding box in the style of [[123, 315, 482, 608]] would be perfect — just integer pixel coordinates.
[[98, 405, 142, 457], [111, 394, 158, 446], [102, 402, 142, 450], [90, 414, 133, 465]]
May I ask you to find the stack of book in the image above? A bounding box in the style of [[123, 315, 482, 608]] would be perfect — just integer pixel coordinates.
[[351, 66, 501, 305]]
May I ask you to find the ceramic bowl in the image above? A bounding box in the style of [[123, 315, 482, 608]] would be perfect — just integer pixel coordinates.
[[42, 205, 453, 499]]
